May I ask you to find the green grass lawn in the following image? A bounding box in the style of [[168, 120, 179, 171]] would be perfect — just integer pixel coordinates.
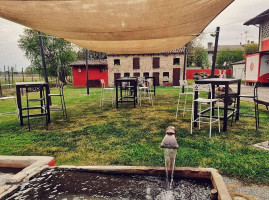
[[0, 86, 268, 185]]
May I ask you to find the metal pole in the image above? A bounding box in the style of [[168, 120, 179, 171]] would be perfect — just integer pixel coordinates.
[[8, 66, 10, 86], [31, 68, 33, 81], [22, 68, 24, 82], [211, 27, 220, 78], [38, 31, 49, 83], [182, 45, 187, 93], [85, 49, 89, 95], [11, 67, 14, 84], [4, 65, 6, 83], [38, 31, 51, 105]]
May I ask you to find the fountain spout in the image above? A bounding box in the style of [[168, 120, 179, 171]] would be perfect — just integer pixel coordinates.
[[160, 126, 178, 149]]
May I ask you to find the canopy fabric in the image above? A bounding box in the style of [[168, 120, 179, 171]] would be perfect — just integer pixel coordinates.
[[0, 0, 233, 54]]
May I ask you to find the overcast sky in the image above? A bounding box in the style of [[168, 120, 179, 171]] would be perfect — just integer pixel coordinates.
[[0, 0, 269, 71]]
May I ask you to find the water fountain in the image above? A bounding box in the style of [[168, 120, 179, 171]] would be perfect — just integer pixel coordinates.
[[161, 126, 178, 190], [0, 127, 231, 200]]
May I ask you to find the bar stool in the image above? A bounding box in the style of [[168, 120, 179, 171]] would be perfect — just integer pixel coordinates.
[[48, 83, 67, 118], [175, 80, 193, 119], [100, 79, 114, 107], [233, 82, 261, 129], [25, 85, 48, 131], [137, 77, 153, 106], [0, 96, 18, 117], [190, 84, 220, 138]]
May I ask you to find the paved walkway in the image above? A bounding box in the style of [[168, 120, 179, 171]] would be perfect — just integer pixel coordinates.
[[230, 84, 269, 102], [222, 85, 269, 200]]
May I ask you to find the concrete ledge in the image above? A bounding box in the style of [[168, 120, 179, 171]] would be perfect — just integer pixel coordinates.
[[56, 165, 232, 200], [1, 163, 231, 200], [0, 156, 55, 199]]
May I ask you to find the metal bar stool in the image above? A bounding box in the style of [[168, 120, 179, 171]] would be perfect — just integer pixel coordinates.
[[25, 85, 48, 131], [137, 77, 153, 106], [191, 84, 220, 138], [48, 83, 67, 118], [175, 80, 193, 119], [232, 82, 261, 129], [0, 96, 18, 117], [100, 79, 114, 107]]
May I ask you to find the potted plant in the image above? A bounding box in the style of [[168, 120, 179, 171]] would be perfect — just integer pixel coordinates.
[[193, 72, 200, 80]]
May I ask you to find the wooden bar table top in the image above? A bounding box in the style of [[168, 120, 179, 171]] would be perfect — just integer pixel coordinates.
[[194, 78, 241, 132], [15, 82, 50, 126]]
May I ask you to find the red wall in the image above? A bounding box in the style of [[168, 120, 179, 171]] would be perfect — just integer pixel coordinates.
[[72, 66, 108, 87], [186, 69, 233, 79], [261, 39, 269, 51]]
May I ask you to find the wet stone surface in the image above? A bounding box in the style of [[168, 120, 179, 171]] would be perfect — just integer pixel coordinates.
[[5, 168, 212, 200], [0, 168, 23, 186]]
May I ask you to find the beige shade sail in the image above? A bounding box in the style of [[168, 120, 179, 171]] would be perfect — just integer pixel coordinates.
[[0, 0, 234, 54]]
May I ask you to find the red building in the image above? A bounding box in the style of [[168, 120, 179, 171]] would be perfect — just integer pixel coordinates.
[[70, 60, 108, 87], [244, 9, 269, 84]]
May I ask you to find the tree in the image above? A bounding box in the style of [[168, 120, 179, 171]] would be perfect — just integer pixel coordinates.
[[186, 37, 209, 69], [18, 29, 77, 83], [244, 43, 258, 55], [76, 47, 107, 60], [191, 46, 209, 69], [25, 66, 36, 74], [216, 48, 244, 68]]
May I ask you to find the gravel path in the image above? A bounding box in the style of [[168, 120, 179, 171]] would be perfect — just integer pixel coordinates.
[[223, 176, 269, 200]]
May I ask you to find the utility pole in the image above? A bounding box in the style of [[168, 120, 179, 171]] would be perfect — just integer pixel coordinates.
[[211, 27, 220, 78]]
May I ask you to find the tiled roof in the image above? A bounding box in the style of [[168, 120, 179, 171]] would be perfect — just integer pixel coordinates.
[[69, 59, 107, 66], [231, 60, 245, 65], [208, 45, 244, 52], [107, 48, 185, 56], [244, 9, 269, 25]]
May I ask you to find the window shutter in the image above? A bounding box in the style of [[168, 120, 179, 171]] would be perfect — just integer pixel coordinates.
[[153, 57, 160, 68], [133, 57, 140, 69]]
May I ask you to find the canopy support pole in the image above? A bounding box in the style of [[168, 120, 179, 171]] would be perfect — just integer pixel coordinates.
[[85, 49, 89, 95], [211, 27, 220, 78], [38, 31, 51, 105], [182, 45, 187, 93]]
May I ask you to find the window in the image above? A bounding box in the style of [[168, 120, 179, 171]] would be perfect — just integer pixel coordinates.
[[173, 58, 180, 65], [163, 72, 169, 78], [153, 57, 160, 68], [163, 72, 169, 85], [133, 72, 140, 77], [114, 59, 120, 65], [133, 57, 140, 69], [143, 72, 149, 77], [101, 67, 108, 72], [124, 72, 130, 77]]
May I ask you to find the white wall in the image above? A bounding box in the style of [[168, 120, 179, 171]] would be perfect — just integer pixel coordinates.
[[232, 64, 245, 80]]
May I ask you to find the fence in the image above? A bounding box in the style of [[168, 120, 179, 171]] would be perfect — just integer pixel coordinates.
[[0, 67, 73, 97]]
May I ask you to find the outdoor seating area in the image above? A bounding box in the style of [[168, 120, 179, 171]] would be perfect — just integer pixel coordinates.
[[0, 82, 268, 199], [1, 1, 269, 199]]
